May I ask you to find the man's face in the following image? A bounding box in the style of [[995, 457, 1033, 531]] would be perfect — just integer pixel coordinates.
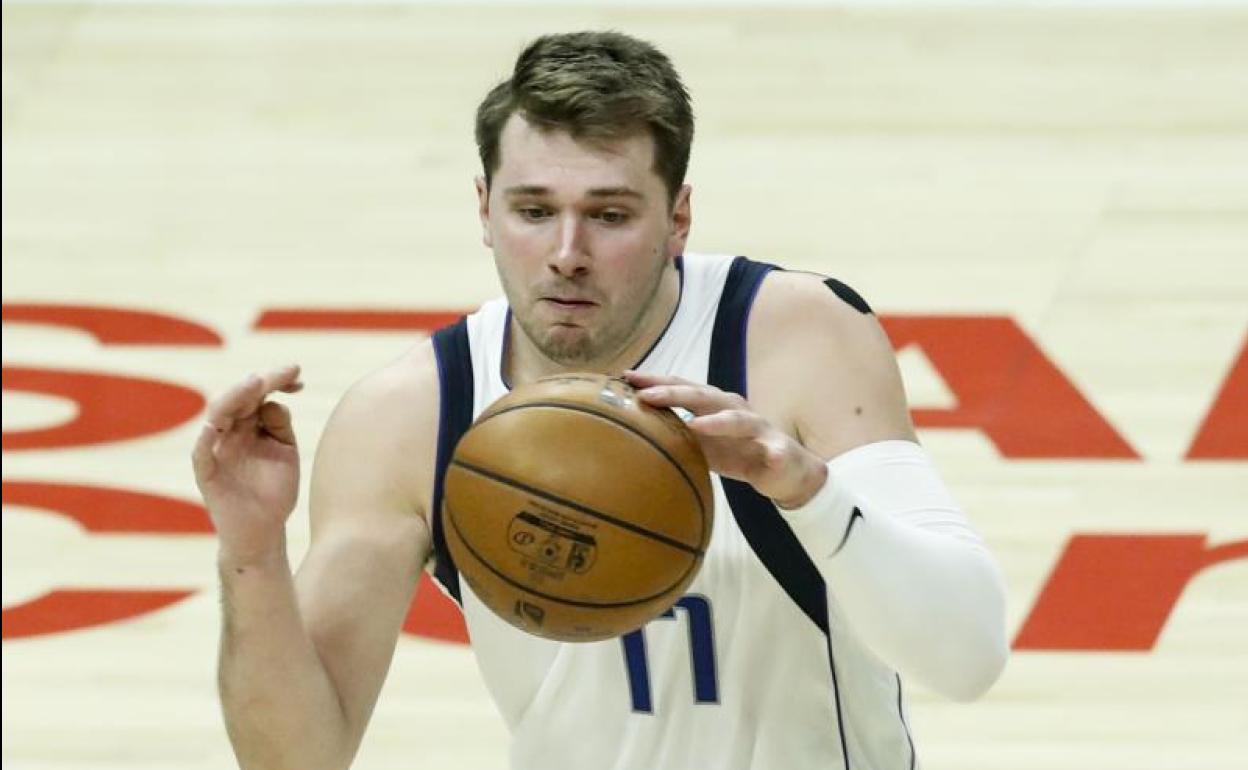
[[476, 113, 691, 367]]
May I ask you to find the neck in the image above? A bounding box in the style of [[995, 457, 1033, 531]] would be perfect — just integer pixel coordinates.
[[505, 261, 681, 387]]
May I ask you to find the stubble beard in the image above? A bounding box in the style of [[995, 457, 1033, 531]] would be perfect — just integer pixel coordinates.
[[523, 256, 670, 368]]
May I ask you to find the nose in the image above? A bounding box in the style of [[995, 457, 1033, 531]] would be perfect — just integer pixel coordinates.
[[549, 213, 590, 278]]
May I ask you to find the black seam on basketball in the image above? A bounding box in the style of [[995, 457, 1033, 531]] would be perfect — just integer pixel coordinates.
[[444, 499, 703, 610], [451, 458, 702, 556], [471, 400, 712, 535], [476, 400, 713, 522]]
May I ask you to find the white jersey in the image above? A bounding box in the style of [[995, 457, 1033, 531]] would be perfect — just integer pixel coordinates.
[[428, 253, 917, 770]]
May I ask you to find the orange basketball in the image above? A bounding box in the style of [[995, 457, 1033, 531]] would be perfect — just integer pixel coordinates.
[[443, 373, 713, 642]]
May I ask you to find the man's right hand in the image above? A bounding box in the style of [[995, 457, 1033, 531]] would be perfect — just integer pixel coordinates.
[[192, 364, 305, 567]]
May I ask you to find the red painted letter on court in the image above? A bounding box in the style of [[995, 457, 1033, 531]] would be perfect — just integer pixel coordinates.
[[1014, 534, 1248, 651], [1, 482, 214, 639], [880, 316, 1138, 459], [1187, 334, 1248, 459]]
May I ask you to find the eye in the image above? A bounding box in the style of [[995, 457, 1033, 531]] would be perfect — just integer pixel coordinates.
[[518, 206, 550, 221], [594, 210, 630, 225]]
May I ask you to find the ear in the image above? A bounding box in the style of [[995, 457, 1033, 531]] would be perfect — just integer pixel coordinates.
[[475, 176, 493, 248], [667, 183, 692, 257]]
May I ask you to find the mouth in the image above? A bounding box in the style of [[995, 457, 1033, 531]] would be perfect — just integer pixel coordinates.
[[541, 297, 598, 310]]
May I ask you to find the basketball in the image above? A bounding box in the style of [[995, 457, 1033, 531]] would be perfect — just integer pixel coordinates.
[[442, 373, 714, 642]]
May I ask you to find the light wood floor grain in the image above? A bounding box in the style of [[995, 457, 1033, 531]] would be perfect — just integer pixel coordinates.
[[3, 4, 1246, 769]]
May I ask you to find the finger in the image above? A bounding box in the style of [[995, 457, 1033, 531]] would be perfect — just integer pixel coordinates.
[[636, 383, 740, 416], [191, 422, 220, 483], [622, 370, 694, 389], [688, 410, 766, 439], [258, 400, 297, 447], [204, 373, 265, 431], [262, 364, 303, 395], [206, 365, 303, 428]]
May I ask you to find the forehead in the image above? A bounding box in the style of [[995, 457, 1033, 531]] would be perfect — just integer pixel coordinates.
[[493, 113, 662, 196]]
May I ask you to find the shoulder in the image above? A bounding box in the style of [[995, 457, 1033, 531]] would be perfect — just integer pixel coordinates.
[[748, 268, 892, 378], [310, 338, 443, 523], [750, 267, 880, 340], [746, 268, 915, 457], [336, 338, 441, 417]]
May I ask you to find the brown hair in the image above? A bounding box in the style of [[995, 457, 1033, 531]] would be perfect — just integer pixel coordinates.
[[475, 31, 694, 204]]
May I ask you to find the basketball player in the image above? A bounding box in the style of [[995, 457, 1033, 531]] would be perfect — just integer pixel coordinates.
[[193, 32, 1008, 770]]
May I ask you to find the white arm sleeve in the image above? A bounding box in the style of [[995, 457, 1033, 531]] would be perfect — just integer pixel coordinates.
[[781, 440, 1009, 701]]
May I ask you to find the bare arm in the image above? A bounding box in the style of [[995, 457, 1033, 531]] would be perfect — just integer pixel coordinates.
[[629, 271, 1007, 701], [195, 347, 440, 770]]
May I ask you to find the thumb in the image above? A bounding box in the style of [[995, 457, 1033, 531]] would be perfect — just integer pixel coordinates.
[[258, 401, 297, 447], [191, 422, 221, 486]]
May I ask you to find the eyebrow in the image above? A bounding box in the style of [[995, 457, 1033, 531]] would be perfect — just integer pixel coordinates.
[[502, 185, 645, 200]]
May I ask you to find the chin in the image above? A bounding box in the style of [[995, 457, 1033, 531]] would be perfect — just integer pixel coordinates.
[[539, 328, 598, 364], [542, 340, 598, 365]]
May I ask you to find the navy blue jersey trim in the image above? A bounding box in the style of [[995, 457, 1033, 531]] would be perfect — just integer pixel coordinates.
[[708, 257, 829, 634], [431, 318, 475, 605], [709, 256, 851, 768], [710, 257, 772, 399], [716, 478, 829, 635]]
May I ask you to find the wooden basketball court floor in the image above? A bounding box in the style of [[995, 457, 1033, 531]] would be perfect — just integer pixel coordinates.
[[3, 2, 1246, 768]]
